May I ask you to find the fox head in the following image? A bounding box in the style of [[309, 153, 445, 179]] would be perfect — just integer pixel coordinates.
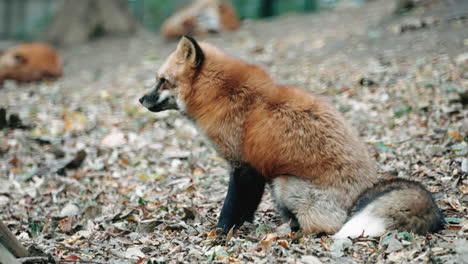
[[139, 36, 204, 112], [0, 49, 27, 69]]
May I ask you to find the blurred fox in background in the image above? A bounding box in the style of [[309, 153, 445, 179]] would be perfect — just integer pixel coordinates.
[[0, 42, 62, 83], [161, 0, 240, 40]]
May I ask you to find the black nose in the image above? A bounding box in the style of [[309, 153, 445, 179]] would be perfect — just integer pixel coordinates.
[[139, 96, 144, 104]]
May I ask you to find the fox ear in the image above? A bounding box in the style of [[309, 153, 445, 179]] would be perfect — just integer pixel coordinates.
[[177, 35, 204, 68]]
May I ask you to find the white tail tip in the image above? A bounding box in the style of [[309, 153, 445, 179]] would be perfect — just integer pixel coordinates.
[[333, 211, 386, 239]]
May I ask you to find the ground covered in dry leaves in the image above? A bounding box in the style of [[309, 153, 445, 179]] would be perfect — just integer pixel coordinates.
[[1, 0, 467, 263]]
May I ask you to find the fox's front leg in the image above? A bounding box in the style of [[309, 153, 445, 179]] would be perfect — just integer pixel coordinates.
[[217, 163, 265, 233]]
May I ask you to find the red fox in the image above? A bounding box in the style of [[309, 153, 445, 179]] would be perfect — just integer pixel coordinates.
[[161, 0, 240, 40], [0, 42, 63, 83], [139, 36, 444, 237]]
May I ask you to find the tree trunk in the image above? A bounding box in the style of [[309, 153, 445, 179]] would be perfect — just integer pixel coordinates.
[[44, 0, 138, 46], [260, 0, 275, 17]]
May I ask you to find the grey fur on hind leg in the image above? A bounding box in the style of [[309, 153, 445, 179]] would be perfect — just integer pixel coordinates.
[[271, 176, 349, 234], [276, 203, 300, 232]]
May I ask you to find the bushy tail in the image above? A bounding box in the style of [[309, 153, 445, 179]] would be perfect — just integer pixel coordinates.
[[333, 178, 444, 239]]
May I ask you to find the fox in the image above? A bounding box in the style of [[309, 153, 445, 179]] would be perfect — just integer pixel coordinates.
[[139, 36, 444, 238], [0, 42, 63, 83], [161, 0, 240, 40]]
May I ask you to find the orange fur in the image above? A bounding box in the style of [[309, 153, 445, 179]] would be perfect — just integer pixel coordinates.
[[0, 42, 62, 82], [161, 0, 240, 40], [142, 37, 443, 235], [181, 43, 375, 185], [157, 39, 377, 187]]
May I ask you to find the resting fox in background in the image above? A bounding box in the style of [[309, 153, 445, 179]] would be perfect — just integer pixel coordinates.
[[0, 42, 62, 83], [161, 0, 240, 40], [139, 36, 444, 238]]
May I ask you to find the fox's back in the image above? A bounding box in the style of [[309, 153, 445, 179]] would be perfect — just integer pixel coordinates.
[[13, 43, 61, 74], [181, 43, 377, 189], [242, 85, 376, 186], [0, 43, 62, 81]]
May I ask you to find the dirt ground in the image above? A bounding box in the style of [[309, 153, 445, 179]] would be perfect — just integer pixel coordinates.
[[1, 0, 467, 263]]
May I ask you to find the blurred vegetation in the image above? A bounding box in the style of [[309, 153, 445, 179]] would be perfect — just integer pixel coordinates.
[[1, 0, 362, 40], [0, 0, 55, 40], [130, 0, 352, 32]]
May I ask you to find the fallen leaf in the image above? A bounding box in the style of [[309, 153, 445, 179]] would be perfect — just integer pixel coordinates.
[[445, 217, 463, 224], [381, 231, 404, 253], [300, 255, 323, 264], [448, 132, 463, 140], [134, 257, 145, 264], [207, 229, 218, 239], [100, 129, 126, 148], [59, 217, 73, 233], [461, 158, 468, 173], [60, 203, 80, 217], [63, 110, 88, 132], [9, 155, 20, 168], [192, 167, 205, 175], [259, 233, 278, 251], [64, 255, 81, 260], [277, 239, 289, 248], [216, 255, 240, 263], [125, 246, 146, 259], [330, 238, 352, 257]]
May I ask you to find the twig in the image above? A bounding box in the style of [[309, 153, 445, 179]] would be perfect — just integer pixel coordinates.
[[291, 247, 306, 255], [58, 260, 104, 264], [412, 250, 429, 262], [17, 256, 105, 264], [354, 237, 379, 243], [107, 248, 126, 259], [432, 233, 452, 242], [17, 256, 52, 263], [243, 235, 261, 242]]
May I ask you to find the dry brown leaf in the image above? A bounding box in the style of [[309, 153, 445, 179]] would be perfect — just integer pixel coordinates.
[[62, 110, 88, 132], [448, 132, 463, 140], [225, 226, 235, 245], [59, 217, 73, 233], [444, 197, 464, 212], [207, 229, 218, 239], [215, 255, 241, 263], [64, 255, 81, 260], [277, 239, 289, 248], [192, 167, 205, 175], [259, 233, 278, 251]]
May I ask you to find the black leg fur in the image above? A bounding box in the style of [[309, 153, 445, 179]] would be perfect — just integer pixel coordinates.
[[217, 163, 265, 233], [280, 206, 300, 232]]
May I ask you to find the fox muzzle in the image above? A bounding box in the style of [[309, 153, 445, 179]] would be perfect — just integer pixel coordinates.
[[139, 79, 178, 112]]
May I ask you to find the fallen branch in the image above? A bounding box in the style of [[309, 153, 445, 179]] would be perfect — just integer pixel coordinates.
[[0, 243, 22, 264], [0, 219, 28, 258], [17, 256, 51, 263], [17, 256, 105, 264], [58, 260, 105, 264]]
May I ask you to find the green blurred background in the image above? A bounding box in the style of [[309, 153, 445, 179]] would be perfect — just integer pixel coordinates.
[[0, 0, 364, 40]]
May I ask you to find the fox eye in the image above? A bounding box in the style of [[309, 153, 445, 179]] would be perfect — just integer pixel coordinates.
[[164, 78, 176, 89], [157, 77, 172, 91], [14, 54, 26, 64]]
